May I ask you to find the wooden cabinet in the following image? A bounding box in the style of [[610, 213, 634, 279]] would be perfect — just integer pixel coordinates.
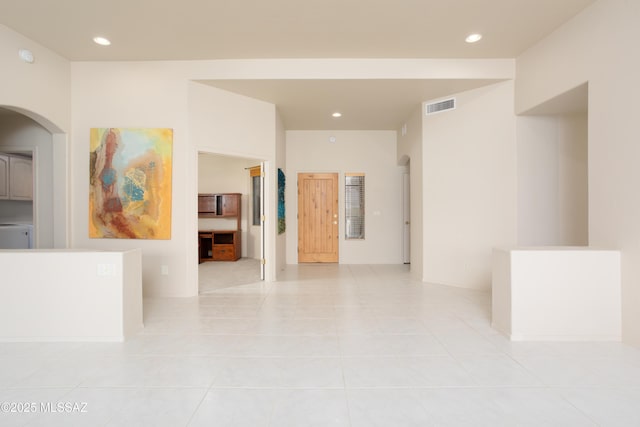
[[198, 193, 240, 216], [198, 230, 241, 262], [219, 194, 239, 216], [198, 193, 242, 262], [198, 194, 216, 215], [0, 154, 32, 201]]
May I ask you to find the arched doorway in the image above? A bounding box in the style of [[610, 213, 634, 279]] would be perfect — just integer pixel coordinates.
[[0, 105, 68, 248]]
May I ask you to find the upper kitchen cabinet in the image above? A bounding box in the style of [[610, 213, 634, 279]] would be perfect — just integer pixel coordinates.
[[0, 154, 8, 199], [0, 153, 33, 201]]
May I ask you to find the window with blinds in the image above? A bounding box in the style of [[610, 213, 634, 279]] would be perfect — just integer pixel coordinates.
[[345, 173, 365, 239]]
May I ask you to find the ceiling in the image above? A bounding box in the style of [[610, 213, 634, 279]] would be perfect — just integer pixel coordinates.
[[199, 79, 504, 130], [0, 0, 595, 130]]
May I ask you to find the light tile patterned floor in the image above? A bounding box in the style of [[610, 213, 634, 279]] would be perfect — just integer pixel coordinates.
[[2, 264, 640, 426]]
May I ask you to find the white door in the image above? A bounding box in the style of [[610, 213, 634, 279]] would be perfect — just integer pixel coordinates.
[[403, 172, 410, 264]]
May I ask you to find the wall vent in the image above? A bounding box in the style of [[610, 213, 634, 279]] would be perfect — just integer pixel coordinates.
[[426, 98, 456, 115]]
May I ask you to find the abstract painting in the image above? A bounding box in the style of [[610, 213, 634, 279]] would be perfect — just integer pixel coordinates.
[[278, 168, 286, 234], [89, 128, 173, 239]]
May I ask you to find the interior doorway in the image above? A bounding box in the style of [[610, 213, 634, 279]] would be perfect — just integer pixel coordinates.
[[403, 169, 411, 264], [0, 107, 60, 249], [197, 152, 264, 293], [297, 172, 339, 263]]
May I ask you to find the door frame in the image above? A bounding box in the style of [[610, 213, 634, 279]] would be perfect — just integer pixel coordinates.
[[403, 171, 411, 264], [260, 161, 266, 280], [297, 172, 339, 263], [193, 151, 274, 296]]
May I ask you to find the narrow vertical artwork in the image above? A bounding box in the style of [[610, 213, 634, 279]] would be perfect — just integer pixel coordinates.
[[89, 128, 173, 239], [278, 168, 286, 234]]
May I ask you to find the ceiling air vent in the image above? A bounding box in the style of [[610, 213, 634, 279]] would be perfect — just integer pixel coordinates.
[[426, 98, 456, 115]]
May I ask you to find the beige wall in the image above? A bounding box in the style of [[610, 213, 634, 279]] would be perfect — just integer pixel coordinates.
[[516, 0, 640, 345], [517, 114, 588, 246], [0, 25, 70, 133], [3, 20, 518, 297], [189, 82, 278, 282], [71, 62, 192, 297], [422, 82, 517, 291], [286, 130, 404, 264], [0, 25, 70, 249], [66, 58, 513, 296], [70, 64, 278, 297]]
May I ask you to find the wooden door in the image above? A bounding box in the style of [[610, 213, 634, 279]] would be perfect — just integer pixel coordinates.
[[298, 173, 339, 263]]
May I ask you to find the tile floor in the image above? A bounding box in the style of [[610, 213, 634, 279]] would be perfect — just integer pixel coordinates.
[[199, 258, 261, 294], [2, 264, 640, 426]]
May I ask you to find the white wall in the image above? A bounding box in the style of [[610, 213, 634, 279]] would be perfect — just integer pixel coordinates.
[[188, 82, 277, 282], [0, 112, 54, 247], [275, 110, 287, 273], [422, 82, 517, 290], [0, 25, 70, 133], [0, 25, 70, 249], [557, 114, 588, 245], [397, 106, 424, 280], [0, 249, 142, 341], [517, 114, 588, 246], [492, 247, 621, 341], [71, 62, 192, 297], [13, 49, 511, 297], [198, 153, 258, 258], [65, 56, 513, 297], [516, 0, 640, 345], [70, 66, 279, 297], [286, 130, 404, 264]]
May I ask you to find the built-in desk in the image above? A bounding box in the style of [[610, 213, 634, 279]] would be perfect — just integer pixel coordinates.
[[198, 230, 240, 262], [492, 247, 621, 341]]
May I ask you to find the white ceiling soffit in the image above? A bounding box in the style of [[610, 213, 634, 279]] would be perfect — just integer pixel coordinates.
[[522, 83, 588, 116], [0, 0, 595, 61], [199, 79, 504, 130]]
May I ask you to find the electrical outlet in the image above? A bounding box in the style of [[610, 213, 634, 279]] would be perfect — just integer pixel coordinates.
[[97, 263, 116, 276]]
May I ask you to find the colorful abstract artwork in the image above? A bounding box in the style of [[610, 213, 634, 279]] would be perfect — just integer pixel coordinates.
[[278, 168, 286, 234], [89, 128, 173, 239]]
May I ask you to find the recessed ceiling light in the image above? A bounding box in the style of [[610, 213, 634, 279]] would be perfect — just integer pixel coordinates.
[[93, 36, 111, 46], [332, 112, 342, 118], [465, 33, 483, 43]]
